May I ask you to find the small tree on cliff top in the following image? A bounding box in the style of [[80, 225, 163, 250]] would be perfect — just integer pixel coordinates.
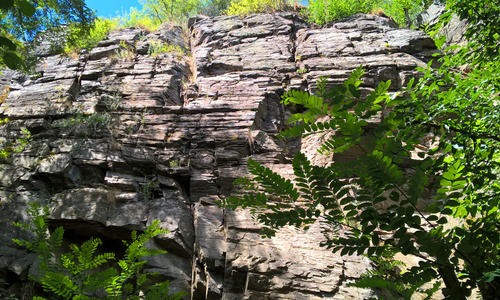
[[221, 1, 500, 298]]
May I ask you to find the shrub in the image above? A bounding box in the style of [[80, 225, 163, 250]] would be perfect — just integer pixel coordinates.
[[118, 7, 162, 31], [202, 0, 233, 16], [64, 18, 119, 55], [0, 0, 94, 71], [221, 2, 500, 295], [307, 0, 378, 25], [141, 0, 204, 24], [306, 0, 429, 27], [0, 128, 32, 161], [148, 40, 187, 56], [225, 0, 293, 15], [376, 0, 426, 28], [223, 59, 500, 298], [51, 113, 113, 131]]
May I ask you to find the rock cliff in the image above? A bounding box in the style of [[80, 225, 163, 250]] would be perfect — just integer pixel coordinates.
[[0, 13, 436, 299]]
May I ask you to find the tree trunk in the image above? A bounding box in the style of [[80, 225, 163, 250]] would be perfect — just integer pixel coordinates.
[[438, 266, 467, 300], [404, 8, 412, 28], [477, 277, 500, 300]]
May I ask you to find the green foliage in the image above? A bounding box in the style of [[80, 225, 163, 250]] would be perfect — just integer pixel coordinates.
[[201, 0, 233, 16], [51, 112, 113, 132], [307, 0, 378, 25], [13, 129, 31, 153], [13, 202, 186, 299], [148, 40, 187, 56], [351, 248, 437, 300], [223, 44, 500, 298], [137, 179, 159, 201], [169, 160, 180, 167], [296, 68, 307, 75], [0, 278, 19, 300], [444, 0, 500, 64], [376, 0, 425, 28], [141, 0, 204, 24], [0, 0, 94, 71], [118, 7, 162, 31], [64, 18, 119, 55], [132, 0, 290, 22], [306, 0, 430, 27], [225, 0, 293, 15], [0, 128, 32, 161]]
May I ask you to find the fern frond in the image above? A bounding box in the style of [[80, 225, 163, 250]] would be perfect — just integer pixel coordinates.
[[365, 150, 404, 188], [61, 253, 78, 274], [292, 152, 337, 206], [278, 119, 337, 139], [223, 193, 270, 210], [84, 267, 117, 293], [40, 271, 77, 298], [144, 281, 188, 300], [48, 226, 64, 249], [350, 276, 401, 290], [247, 158, 300, 201], [233, 177, 257, 192], [90, 253, 116, 269], [283, 90, 330, 117], [78, 238, 103, 268]]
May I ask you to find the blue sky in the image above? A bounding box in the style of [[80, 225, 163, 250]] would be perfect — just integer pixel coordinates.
[[85, 0, 143, 18], [85, 0, 310, 19]]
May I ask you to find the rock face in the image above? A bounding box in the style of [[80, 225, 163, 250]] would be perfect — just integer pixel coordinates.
[[0, 13, 436, 299], [416, 4, 468, 50]]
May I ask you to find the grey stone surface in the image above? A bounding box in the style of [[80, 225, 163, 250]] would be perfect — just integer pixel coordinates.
[[416, 4, 468, 50], [0, 13, 438, 299]]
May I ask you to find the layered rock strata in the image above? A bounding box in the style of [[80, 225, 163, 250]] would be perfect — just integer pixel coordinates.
[[0, 13, 436, 299]]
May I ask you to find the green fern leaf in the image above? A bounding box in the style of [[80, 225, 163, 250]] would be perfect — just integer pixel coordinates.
[[247, 158, 300, 201]]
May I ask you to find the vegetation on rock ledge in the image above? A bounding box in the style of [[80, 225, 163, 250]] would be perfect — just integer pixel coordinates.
[[1, 0, 438, 71]]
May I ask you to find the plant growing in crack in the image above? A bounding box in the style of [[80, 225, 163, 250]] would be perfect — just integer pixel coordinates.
[[51, 112, 113, 133], [137, 179, 159, 201], [297, 68, 307, 76], [0, 128, 32, 161], [102, 93, 123, 111], [148, 40, 186, 57], [169, 159, 180, 168]]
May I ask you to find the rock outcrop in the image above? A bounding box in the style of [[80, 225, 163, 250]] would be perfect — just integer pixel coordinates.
[[416, 4, 468, 50], [0, 13, 436, 299]]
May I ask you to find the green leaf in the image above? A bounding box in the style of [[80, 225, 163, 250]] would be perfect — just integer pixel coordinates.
[[2, 51, 23, 70], [394, 227, 406, 238], [346, 210, 358, 218], [349, 84, 361, 98], [0, 0, 13, 10], [0, 36, 16, 50], [445, 200, 459, 207], [440, 179, 452, 186], [437, 217, 448, 225], [480, 269, 500, 283], [18, 0, 36, 16], [454, 227, 467, 237], [389, 191, 399, 202]]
